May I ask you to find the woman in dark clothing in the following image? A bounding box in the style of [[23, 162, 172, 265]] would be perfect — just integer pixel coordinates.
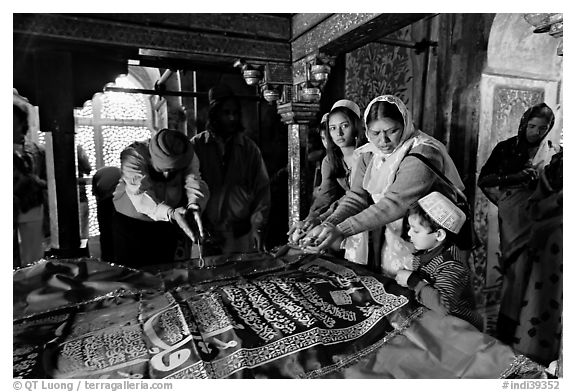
[[478, 103, 559, 363]]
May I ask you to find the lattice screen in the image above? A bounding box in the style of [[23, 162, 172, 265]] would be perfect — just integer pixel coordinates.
[[36, 75, 153, 238]]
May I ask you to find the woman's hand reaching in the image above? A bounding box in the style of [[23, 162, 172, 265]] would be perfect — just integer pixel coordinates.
[[287, 216, 321, 244], [300, 222, 344, 253]]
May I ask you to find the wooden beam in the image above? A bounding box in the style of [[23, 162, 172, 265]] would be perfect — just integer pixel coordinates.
[[291, 13, 333, 40], [103, 86, 261, 101], [34, 50, 82, 254], [291, 13, 431, 61], [14, 14, 291, 63], [69, 13, 291, 41], [136, 49, 239, 71]]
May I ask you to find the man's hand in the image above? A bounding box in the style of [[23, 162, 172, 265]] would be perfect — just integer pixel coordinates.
[[169, 207, 199, 242], [395, 269, 412, 287], [251, 228, 264, 252], [186, 205, 205, 241]]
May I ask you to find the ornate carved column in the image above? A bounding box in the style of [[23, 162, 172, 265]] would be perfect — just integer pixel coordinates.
[[276, 52, 333, 226], [277, 102, 321, 226]]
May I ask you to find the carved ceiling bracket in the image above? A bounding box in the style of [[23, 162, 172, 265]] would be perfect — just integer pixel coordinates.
[[523, 13, 563, 56], [282, 52, 335, 112]]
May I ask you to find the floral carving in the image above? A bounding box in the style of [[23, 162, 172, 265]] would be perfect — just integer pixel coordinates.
[[345, 28, 414, 113]]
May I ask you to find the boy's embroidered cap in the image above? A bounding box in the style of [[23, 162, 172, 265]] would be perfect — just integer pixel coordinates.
[[418, 191, 466, 234]]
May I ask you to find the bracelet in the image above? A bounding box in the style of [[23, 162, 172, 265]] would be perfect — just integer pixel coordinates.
[[320, 222, 336, 229]]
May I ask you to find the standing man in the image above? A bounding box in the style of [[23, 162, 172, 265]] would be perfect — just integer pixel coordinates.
[[112, 128, 209, 267], [191, 84, 270, 254]]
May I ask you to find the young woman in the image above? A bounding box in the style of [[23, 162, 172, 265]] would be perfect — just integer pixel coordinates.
[[308, 100, 364, 218], [289, 99, 366, 258]]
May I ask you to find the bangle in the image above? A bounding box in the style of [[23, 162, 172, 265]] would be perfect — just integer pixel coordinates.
[[320, 222, 336, 229]]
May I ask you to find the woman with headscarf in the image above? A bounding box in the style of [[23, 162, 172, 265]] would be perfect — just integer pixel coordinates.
[[112, 128, 209, 267], [290, 100, 365, 242], [477, 103, 559, 361], [301, 95, 466, 276]]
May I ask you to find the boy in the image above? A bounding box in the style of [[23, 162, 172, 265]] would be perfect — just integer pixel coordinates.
[[395, 191, 483, 331]]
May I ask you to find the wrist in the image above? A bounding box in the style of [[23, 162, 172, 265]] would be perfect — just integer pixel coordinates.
[[407, 272, 423, 290], [167, 208, 176, 222], [186, 202, 200, 212]]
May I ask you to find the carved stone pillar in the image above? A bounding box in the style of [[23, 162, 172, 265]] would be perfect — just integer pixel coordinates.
[[277, 102, 321, 226], [273, 52, 332, 227]]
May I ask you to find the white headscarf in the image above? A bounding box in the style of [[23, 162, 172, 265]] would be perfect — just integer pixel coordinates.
[[361, 95, 464, 202]]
